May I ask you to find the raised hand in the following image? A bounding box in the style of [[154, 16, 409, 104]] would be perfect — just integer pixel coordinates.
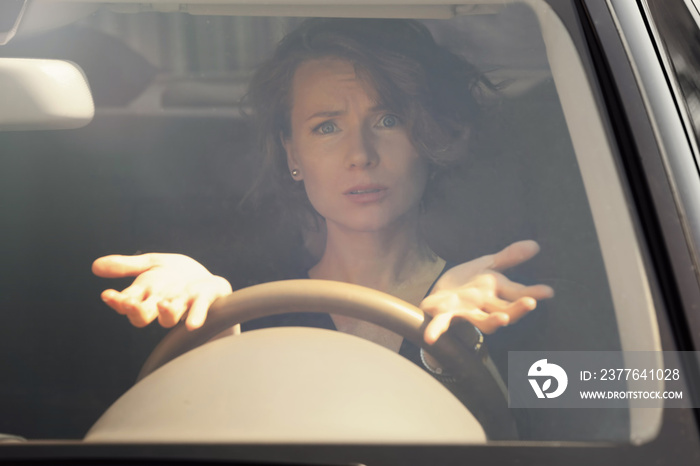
[[92, 253, 232, 330], [420, 240, 554, 344]]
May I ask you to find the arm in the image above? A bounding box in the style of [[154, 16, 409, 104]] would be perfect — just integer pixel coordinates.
[[420, 240, 554, 344], [92, 253, 233, 331]]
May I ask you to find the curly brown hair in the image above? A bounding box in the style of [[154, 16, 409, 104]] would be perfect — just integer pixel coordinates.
[[244, 18, 488, 234]]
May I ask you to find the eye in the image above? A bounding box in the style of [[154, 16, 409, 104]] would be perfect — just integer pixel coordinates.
[[377, 114, 400, 128], [314, 121, 338, 135]]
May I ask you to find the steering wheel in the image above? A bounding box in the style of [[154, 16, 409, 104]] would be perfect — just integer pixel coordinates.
[[137, 279, 517, 440]]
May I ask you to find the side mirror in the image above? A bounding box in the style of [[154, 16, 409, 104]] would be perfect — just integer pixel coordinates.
[[0, 58, 94, 131]]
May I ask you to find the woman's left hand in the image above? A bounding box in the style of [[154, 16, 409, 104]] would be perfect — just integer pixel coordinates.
[[420, 240, 554, 345]]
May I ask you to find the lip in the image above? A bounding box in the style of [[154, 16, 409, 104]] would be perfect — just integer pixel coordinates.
[[343, 184, 388, 204]]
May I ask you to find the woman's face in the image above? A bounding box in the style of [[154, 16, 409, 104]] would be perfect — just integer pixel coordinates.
[[283, 58, 429, 233]]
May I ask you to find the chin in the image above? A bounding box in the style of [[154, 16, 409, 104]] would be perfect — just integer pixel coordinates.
[[336, 212, 417, 234]]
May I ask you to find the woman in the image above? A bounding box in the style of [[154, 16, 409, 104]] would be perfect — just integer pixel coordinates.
[[92, 18, 553, 369]]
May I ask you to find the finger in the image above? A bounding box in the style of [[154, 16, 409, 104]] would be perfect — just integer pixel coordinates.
[[424, 312, 455, 345], [425, 308, 508, 341], [490, 240, 540, 272], [157, 296, 191, 328], [479, 293, 512, 312], [483, 296, 537, 323], [100, 283, 147, 309], [469, 312, 511, 334], [100, 289, 132, 315], [181, 278, 232, 330], [450, 309, 511, 334], [424, 310, 510, 344], [92, 254, 156, 278], [503, 283, 554, 302], [492, 272, 555, 301], [185, 294, 215, 330], [124, 295, 159, 328]]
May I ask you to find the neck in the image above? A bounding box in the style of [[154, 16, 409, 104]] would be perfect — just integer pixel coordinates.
[[309, 215, 437, 293]]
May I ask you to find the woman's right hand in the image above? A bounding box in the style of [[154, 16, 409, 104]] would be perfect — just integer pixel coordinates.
[[92, 253, 232, 330]]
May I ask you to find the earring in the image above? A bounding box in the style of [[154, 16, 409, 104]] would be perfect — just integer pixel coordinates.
[[291, 169, 300, 177]]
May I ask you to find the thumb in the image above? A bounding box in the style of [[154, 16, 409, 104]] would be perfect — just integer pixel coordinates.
[[491, 240, 541, 271], [92, 254, 156, 278]]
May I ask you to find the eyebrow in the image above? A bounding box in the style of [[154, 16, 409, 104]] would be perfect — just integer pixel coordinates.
[[305, 110, 344, 122], [304, 105, 390, 122]]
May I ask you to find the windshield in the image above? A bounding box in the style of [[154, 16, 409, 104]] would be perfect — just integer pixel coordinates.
[[0, 0, 665, 450]]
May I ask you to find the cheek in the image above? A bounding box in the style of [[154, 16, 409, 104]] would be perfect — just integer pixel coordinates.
[[296, 160, 337, 214]]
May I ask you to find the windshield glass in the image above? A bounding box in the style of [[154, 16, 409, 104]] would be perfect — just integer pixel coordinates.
[[0, 0, 662, 447]]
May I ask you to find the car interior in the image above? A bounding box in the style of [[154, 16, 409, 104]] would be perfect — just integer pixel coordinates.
[[0, 0, 664, 446]]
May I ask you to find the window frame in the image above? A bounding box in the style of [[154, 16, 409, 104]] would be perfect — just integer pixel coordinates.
[[2, 0, 700, 464]]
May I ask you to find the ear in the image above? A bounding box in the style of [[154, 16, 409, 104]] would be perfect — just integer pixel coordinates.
[[281, 133, 302, 180]]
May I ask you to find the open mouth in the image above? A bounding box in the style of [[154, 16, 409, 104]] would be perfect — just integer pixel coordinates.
[[344, 186, 388, 203]]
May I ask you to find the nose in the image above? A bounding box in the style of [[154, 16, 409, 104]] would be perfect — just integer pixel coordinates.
[[345, 125, 379, 169]]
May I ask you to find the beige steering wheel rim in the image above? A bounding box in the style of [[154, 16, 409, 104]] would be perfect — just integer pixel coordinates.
[[139, 280, 479, 379]]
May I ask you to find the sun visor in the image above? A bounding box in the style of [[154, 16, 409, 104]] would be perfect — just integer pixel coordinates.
[[0, 0, 27, 46]]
